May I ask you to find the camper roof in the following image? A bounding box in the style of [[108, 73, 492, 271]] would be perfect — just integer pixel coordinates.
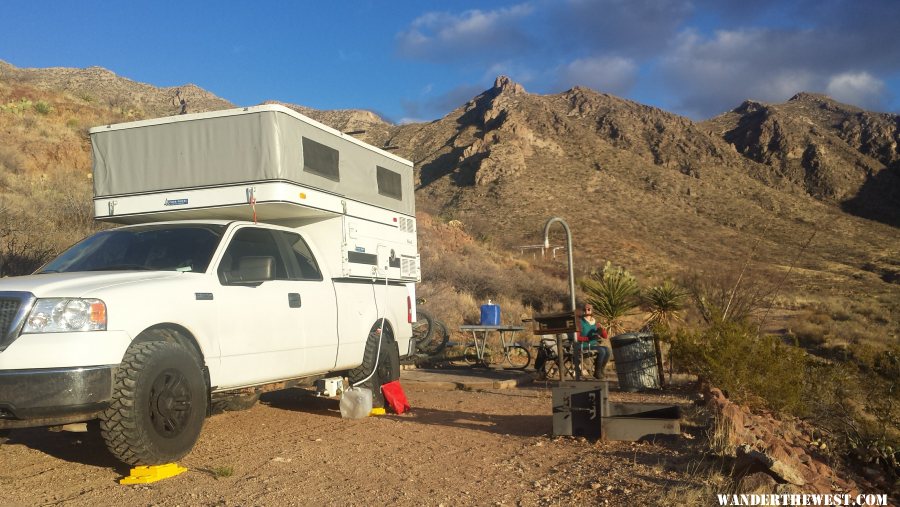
[[89, 104, 410, 166], [90, 104, 415, 216]]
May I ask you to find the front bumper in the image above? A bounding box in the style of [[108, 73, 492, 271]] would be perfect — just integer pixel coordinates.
[[0, 365, 113, 428]]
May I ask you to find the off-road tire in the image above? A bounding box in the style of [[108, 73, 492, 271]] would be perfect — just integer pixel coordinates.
[[210, 392, 260, 414], [100, 341, 208, 466], [411, 310, 435, 353], [348, 325, 399, 408]]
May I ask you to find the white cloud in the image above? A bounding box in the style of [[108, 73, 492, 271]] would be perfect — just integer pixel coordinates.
[[558, 55, 637, 94], [660, 28, 840, 116], [826, 72, 886, 110], [396, 4, 535, 61]]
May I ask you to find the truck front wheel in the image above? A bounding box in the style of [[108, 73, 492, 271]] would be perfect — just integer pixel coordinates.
[[100, 341, 208, 466]]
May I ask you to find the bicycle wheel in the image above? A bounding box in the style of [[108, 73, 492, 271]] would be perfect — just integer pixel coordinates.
[[411, 310, 434, 353], [541, 358, 559, 380], [480, 347, 500, 367], [430, 320, 450, 355], [463, 346, 479, 365], [505, 345, 531, 369]]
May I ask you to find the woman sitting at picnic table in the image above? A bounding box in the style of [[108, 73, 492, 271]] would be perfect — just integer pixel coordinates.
[[574, 303, 611, 380]]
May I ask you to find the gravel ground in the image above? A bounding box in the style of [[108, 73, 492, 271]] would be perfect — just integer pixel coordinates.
[[0, 380, 722, 506]]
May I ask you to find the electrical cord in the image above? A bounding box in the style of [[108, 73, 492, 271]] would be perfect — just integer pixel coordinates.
[[350, 269, 390, 387]]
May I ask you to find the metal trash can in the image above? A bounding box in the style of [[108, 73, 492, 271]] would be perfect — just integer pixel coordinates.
[[610, 332, 659, 391]]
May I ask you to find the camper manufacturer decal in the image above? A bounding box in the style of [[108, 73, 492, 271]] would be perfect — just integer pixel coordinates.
[[164, 198, 189, 206], [354, 247, 366, 253]]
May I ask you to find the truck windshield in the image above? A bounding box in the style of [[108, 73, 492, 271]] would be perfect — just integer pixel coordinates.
[[38, 224, 226, 274]]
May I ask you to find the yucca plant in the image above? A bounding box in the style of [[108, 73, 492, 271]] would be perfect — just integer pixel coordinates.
[[580, 262, 640, 335], [643, 281, 688, 330]]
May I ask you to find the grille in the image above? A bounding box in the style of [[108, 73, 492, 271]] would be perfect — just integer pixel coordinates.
[[400, 258, 419, 278], [0, 298, 21, 339], [399, 217, 415, 233]]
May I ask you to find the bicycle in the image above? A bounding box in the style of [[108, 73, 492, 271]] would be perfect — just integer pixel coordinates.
[[534, 336, 597, 380], [461, 326, 531, 369], [411, 301, 449, 355]]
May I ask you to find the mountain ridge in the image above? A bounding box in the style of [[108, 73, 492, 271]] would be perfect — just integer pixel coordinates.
[[0, 62, 897, 294]]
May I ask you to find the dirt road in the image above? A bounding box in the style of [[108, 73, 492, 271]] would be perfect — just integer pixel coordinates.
[[0, 379, 713, 506]]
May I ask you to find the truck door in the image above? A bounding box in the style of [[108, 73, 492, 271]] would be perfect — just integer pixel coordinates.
[[214, 226, 307, 387], [273, 230, 338, 371]]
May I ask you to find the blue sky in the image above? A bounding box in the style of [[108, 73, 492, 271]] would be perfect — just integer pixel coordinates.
[[2, 0, 898, 123]]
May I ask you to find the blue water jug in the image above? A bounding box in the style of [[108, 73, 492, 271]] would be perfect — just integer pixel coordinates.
[[480, 300, 501, 326]]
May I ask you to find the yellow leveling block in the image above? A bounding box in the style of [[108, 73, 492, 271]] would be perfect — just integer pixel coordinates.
[[369, 407, 386, 416], [120, 463, 188, 485]]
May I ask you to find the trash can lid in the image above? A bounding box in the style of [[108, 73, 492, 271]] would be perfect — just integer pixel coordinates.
[[610, 332, 655, 348]]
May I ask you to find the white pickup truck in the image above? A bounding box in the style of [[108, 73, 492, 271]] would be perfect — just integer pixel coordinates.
[[0, 105, 420, 466]]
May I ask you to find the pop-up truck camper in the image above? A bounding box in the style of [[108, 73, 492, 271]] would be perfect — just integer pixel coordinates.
[[0, 104, 419, 465]]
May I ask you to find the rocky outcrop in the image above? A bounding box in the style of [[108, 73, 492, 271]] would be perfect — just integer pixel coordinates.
[[704, 386, 858, 495], [449, 76, 563, 186], [703, 92, 900, 224]]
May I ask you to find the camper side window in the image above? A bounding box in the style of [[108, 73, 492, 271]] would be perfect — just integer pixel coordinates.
[[277, 231, 323, 281], [376, 166, 402, 200], [302, 137, 340, 181], [217, 227, 290, 284]]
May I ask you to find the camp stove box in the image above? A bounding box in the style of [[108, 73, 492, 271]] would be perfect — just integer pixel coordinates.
[[552, 381, 682, 441]]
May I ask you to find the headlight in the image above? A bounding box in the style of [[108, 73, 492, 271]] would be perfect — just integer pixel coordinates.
[[22, 298, 107, 333]]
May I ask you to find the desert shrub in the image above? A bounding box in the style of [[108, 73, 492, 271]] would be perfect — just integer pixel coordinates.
[[33, 100, 52, 115], [670, 320, 807, 413], [0, 207, 55, 276], [0, 147, 26, 174], [580, 261, 640, 334], [682, 266, 774, 325], [792, 319, 827, 347], [1, 98, 32, 115], [804, 347, 900, 481], [642, 280, 688, 330]]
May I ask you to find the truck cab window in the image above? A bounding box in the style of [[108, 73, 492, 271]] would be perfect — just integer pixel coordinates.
[[218, 228, 290, 284], [278, 231, 323, 280]]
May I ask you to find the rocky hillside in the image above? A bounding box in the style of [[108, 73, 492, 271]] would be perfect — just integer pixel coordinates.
[[0, 60, 233, 118], [378, 78, 897, 296], [703, 93, 900, 226]]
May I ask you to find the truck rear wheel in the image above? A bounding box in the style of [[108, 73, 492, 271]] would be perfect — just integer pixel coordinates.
[[348, 324, 399, 408], [100, 341, 208, 466]]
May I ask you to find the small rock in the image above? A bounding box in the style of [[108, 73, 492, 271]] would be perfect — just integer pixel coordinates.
[[590, 483, 601, 490], [738, 472, 777, 494], [862, 467, 884, 482]]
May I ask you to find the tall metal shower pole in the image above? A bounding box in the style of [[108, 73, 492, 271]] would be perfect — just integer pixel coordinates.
[[543, 217, 575, 382]]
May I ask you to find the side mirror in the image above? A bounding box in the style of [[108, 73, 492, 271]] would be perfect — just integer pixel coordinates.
[[224, 256, 275, 284]]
